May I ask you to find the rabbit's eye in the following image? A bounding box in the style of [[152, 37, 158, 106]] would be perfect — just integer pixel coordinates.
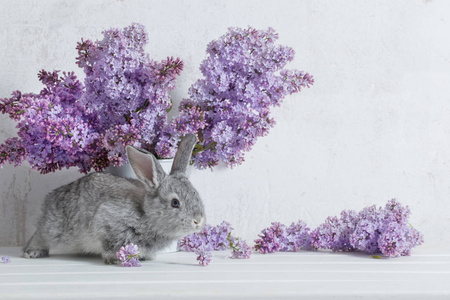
[[171, 199, 180, 208]]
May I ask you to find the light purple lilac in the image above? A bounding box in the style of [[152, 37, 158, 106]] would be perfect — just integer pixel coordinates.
[[1, 25, 312, 173], [227, 236, 253, 259], [254, 221, 311, 254], [0, 23, 183, 173], [254, 200, 422, 258], [116, 243, 142, 267], [178, 221, 252, 266], [195, 248, 212, 267], [310, 199, 423, 257], [160, 26, 314, 169]]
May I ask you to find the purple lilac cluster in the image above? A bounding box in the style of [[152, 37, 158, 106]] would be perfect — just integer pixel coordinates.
[[116, 243, 142, 267], [195, 250, 212, 266], [310, 199, 423, 257], [0, 72, 94, 173], [227, 235, 253, 260], [76, 23, 183, 164], [1, 256, 11, 264], [254, 200, 423, 258], [309, 210, 359, 252], [254, 221, 311, 254], [178, 221, 252, 266], [162, 27, 314, 169], [0, 23, 183, 173], [1, 25, 313, 173]]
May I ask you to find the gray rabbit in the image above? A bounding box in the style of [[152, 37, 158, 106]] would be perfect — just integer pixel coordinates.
[[23, 134, 205, 264]]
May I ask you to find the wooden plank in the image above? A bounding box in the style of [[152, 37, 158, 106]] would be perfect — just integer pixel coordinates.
[[0, 247, 449, 299]]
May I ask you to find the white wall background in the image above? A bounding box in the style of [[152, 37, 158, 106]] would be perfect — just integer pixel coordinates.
[[1, 0, 449, 248]]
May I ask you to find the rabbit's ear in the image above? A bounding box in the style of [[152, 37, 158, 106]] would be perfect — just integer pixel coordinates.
[[126, 146, 165, 188], [170, 134, 197, 175]]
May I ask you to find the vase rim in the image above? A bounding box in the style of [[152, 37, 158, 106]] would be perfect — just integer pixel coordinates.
[[158, 158, 174, 161]]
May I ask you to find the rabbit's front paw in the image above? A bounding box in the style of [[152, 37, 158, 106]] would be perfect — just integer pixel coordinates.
[[139, 253, 156, 261], [23, 247, 49, 259], [102, 253, 119, 265]]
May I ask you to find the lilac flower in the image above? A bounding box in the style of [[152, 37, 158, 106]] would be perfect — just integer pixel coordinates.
[[178, 221, 251, 265], [0, 91, 31, 121], [254, 222, 285, 254], [0, 71, 96, 174], [166, 26, 314, 170], [0, 23, 183, 174], [228, 237, 252, 259], [281, 220, 312, 252], [178, 221, 234, 253], [195, 248, 212, 266], [1, 256, 11, 264], [0, 138, 26, 168], [77, 23, 183, 163], [254, 221, 311, 254], [0, 24, 312, 173], [255, 199, 422, 258], [311, 199, 423, 257], [120, 257, 142, 267], [310, 210, 358, 252], [378, 222, 423, 258], [384, 198, 411, 224], [349, 205, 387, 253], [116, 243, 142, 267]]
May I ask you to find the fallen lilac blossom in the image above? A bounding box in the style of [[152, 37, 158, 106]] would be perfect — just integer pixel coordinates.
[[178, 221, 252, 266]]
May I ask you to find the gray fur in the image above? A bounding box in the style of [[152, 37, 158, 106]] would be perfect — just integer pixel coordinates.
[[23, 134, 205, 264], [171, 134, 197, 175]]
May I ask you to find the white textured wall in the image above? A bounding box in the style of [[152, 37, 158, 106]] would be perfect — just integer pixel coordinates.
[[1, 0, 449, 248]]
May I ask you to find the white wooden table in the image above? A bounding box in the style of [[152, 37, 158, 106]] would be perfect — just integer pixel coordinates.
[[0, 246, 449, 299]]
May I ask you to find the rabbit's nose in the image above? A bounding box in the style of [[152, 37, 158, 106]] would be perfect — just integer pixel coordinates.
[[192, 215, 205, 229]]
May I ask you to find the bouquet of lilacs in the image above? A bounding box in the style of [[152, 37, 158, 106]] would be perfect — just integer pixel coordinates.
[[254, 221, 311, 254], [0, 23, 182, 173], [178, 221, 252, 266], [0, 24, 313, 173], [254, 199, 423, 258], [149, 27, 314, 169]]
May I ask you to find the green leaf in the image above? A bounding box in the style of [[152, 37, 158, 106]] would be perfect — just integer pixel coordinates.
[[166, 99, 173, 113]]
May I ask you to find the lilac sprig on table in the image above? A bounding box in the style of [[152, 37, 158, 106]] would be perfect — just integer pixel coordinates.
[[309, 209, 359, 252], [162, 26, 314, 169], [1, 256, 11, 264], [195, 249, 212, 267], [310, 199, 423, 257], [254, 199, 423, 258], [227, 235, 252, 259], [254, 221, 311, 254], [116, 243, 142, 267], [178, 221, 252, 266]]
